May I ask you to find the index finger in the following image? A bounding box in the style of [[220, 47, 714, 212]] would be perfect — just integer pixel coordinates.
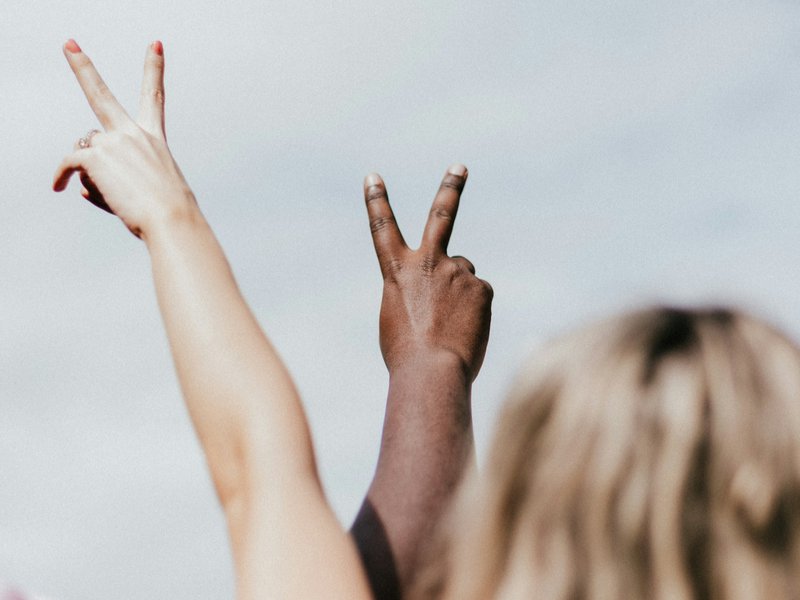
[[364, 173, 408, 278], [420, 164, 468, 254], [63, 40, 131, 130]]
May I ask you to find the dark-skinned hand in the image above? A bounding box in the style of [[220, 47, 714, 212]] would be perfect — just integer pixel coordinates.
[[364, 165, 493, 383]]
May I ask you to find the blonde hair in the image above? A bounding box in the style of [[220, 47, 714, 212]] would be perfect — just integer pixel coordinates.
[[415, 307, 800, 599]]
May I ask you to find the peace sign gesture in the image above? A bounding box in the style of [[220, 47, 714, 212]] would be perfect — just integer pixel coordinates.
[[364, 165, 493, 381], [52, 40, 196, 239]]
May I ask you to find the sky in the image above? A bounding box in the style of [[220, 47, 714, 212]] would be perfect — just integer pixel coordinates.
[[2, 0, 800, 597]]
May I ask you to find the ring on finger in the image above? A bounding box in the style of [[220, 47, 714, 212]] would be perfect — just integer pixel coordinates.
[[77, 129, 101, 149]]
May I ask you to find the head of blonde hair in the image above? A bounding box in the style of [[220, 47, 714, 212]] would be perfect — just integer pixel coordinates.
[[416, 306, 800, 600]]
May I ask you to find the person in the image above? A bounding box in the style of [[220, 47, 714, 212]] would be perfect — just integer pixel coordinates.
[[349, 165, 492, 599], [53, 40, 491, 599], [55, 40, 800, 600], [411, 306, 800, 599]]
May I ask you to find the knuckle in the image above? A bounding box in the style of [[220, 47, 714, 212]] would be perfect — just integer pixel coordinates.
[[454, 256, 476, 273], [385, 258, 404, 277], [369, 215, 397, 234], [93, 81, 114, 101], [439, 174, 465, 192], [443, 258, 461, 272], [430, 205, 453, 222], [141, 87, 165, 105], [442, 260, 462, 280], [107, 130, 126, 145], [365, 186, 388, 204], [102, 130, 131, 151]]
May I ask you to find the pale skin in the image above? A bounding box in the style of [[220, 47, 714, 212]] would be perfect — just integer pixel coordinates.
[[53, 40, 370, 600], [53, 40, 492, 599]]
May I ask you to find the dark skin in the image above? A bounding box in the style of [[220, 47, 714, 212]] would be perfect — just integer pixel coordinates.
[[350, 165, 493, 599]]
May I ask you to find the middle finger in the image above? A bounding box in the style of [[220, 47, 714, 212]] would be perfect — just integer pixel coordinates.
[[420, 164, 468, 254]]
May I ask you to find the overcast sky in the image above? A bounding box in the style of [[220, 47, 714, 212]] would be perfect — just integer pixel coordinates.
[[2, 1, 800, 598]]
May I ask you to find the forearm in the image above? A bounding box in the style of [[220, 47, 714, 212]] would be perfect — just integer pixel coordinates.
[[143, 203, 316, 504], [143, 203, 370, 599], [55, 43, 371, 599], [352, 352, 476, 597]]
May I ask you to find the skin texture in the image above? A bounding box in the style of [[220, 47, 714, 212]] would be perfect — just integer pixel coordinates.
[[53, 41, 371, 600], [351, 170, 493, 598]]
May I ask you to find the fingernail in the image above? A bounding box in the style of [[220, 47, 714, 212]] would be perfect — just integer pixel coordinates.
[[365, 173, 383, 188], [64, 39, 81, 54], [151, 40, 163, 56], [447, 164, 468, 178]]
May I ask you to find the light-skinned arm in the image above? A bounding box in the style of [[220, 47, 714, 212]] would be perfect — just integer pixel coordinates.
[[350, 169, 493, 599], [52, 40, 371, 600]]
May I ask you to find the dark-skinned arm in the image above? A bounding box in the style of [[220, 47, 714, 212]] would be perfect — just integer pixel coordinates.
[[350, 166, 493, 599]]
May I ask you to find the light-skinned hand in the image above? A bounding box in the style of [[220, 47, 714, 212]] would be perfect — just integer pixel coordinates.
[[52, 40, 196, 239]]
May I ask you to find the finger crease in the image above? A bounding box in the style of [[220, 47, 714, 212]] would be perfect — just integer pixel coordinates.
[[142, 88, 165, 103], [370, 216, 396, 233], [365, 188, 388, 204], [439, 181, 462, 192], [430, 207, 453, 221]]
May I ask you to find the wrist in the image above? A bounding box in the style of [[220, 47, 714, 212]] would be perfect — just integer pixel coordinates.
[[388, 348, 471, 385], [139, 191, 205, 246], [384, 348, 474, 437]]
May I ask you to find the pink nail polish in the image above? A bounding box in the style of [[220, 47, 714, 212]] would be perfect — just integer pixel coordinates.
[[152, 40, 163, 56], [65, 39, 81, 53]]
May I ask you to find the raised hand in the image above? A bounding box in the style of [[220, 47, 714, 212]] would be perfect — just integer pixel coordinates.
[[352, 165, 493, 599], [53, 40, 195, 238], [365, 165, 493, 381], [52, 42, 372, 599]]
